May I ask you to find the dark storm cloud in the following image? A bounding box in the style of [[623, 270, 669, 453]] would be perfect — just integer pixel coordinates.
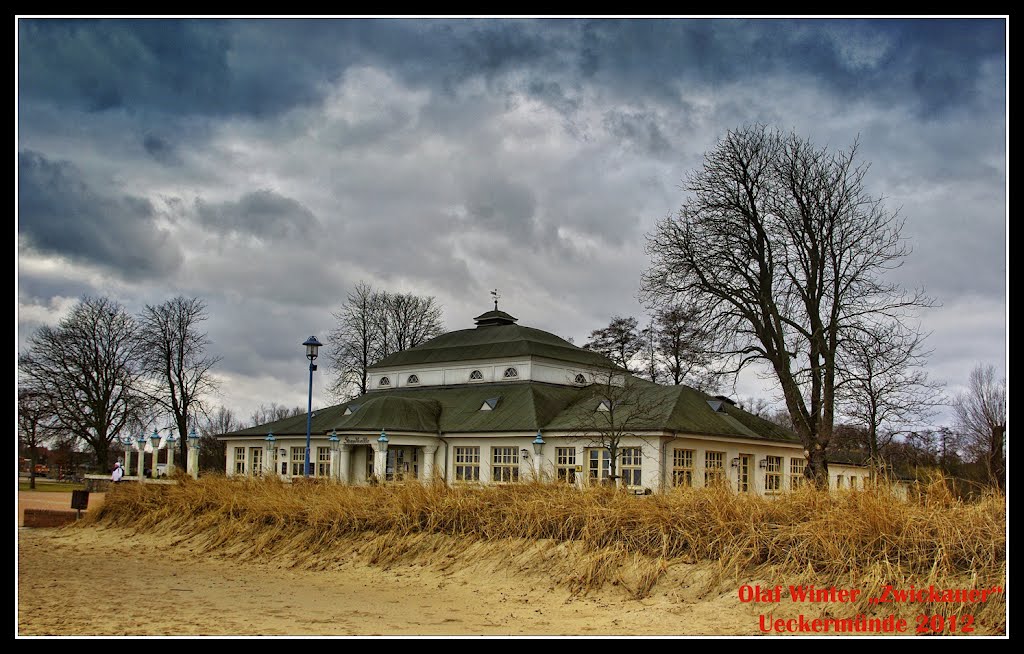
[[603, 110, 673, 157], [18, 19, 1004, 125], [18, 150, 181, 277], [195, 190, 321, 241], [142, 134, 181, 165], [464, 178, 538, 239]]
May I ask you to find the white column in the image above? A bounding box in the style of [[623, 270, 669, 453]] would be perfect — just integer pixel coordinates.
[[422, 445, 438, 482], [137, 445, 145, 479], [152, 447, 160, 479], [374, 444, 388, 483], [338, 445, 352, 485], [534, 448, 542, 480], [187, 443, 200, 479], [166, 445, 176, 476]]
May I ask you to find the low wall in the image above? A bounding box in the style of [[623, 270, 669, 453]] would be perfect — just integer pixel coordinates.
[[23, 508, 81, 528]]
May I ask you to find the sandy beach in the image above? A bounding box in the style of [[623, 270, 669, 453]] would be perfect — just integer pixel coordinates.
[[17, 491, 763, 637]]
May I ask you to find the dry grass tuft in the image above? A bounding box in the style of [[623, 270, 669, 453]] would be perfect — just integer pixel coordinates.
[[85, 475, 1005, 632]]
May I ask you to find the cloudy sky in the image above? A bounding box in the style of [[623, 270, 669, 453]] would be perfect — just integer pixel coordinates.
[[16, 18, 1007, 429]]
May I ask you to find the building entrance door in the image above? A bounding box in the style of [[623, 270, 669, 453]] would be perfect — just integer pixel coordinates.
[[738, 453, 751, 492], [386, 446, 419, 481]]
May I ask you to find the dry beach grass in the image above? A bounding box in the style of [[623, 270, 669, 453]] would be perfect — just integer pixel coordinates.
[[18, 475, 1005, 636]]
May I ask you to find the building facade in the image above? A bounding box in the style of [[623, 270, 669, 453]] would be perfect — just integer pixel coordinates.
[[220, 310, 872, 493]]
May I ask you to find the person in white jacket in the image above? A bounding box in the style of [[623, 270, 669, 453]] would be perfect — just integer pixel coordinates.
[[111, 461, 124, 483]]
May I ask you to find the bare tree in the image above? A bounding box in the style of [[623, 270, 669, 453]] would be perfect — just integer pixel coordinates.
[[953, 363, 1006, 489], [638, 318, 664, 384], [836, 322, 944, 470], [583, 316, 643, 373], [328, 282, 381, 398], [328, 282, 444, 399], [138, 296, 221, 468], [199, 406, 238, 472], [652, 304, 713, 388], [559, 369, 663, 488], [18, 296, 148, 470], [18, 387, 55, 489], [642, 124, 933, 488], [249, 402, 305, 427]]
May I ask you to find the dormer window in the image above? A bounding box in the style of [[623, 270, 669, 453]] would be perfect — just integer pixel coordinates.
[[469, 370, 484, 381], [407, 374, 420, 385], [597, 399, 614, 412], [480, 397, 500, 411], [574, 373, 587, 385], [343, 404, 361, 416], [378, 376, 391, 387], [503, 367, 518, 378]]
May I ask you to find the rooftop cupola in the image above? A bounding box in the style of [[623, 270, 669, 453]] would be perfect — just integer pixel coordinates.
[[474, 310, 518, 328]]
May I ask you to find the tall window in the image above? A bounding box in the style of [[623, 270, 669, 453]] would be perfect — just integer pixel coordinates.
[[316, 446, 331, 478], [849, 475, 858, 489], [503, 367, 518, 378], [365, 445, 374, 480], [672, 449, 694, 487], [705, 451, 725, 487], [290, 447, 305, 476], [556, 447, 576, 483], [250, 447, 263, 477], [620, 447, 642, 487], [835, 474, 844, 489], [454, 446, 480, 482], [491, 447, 519, 483], [764, 456, 782, 494], [789, 458, 805, 489], [588, 448, 611, 485], [234, 447, 246, 475]]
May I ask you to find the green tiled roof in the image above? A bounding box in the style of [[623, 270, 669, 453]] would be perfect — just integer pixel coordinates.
[[224, 378, 799, 445], [369, 324, 622, 370]]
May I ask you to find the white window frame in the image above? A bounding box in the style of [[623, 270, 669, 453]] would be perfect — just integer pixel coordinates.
[[620, 447, 642, 488], [250, 447, 263, 477], [469, 369, 484, 381], [705, 451, 725, 487], [556, 447, 576, 483], [378, 376, 391, 387], [503, 367, 518, 378], [407, 374, 419, 385], [672, 448, 694, 487], [316, 446, 331, 478], [454, 446, 480, 482], [790, 458, 806, 489], [491, 447, 519, 483], [587, 448, 611, 485], [764, 455, 782, 494], [290, 447, 306, 477], [234, 447, 246, 475]]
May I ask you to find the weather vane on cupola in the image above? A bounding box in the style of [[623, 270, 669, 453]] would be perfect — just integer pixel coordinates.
[[491, 288, 500, 311]]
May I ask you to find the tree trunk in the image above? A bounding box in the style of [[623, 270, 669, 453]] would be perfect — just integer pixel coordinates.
[[806, 444, 829, 490], [990, 424, 1005, 490]]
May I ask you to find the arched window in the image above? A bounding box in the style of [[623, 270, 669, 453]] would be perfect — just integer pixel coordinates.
[[469, 370, 483, 381], [407, 374, 419, 385], [378, 376, 391, 387], [503, 367, 518, 378], [574, 373, 587, 385]]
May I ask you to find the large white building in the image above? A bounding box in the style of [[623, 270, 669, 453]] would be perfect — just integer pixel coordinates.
[[220, 309, 872, 493]]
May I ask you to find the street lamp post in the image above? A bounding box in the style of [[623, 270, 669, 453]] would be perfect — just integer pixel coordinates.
[[532, 431, 545, 480], [377, 430, 389, 484], [136, 434, 146, 479], [120, 437, 133, 479], [166, 431, 177, 476], [264, 432, 277, 477], [150, 429, 162, 479], [302, 336, 323, 478], [187, 427, 200, 479]]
